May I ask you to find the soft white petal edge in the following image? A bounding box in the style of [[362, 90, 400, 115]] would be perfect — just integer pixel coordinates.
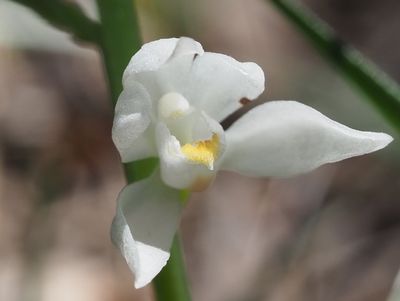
[[112, 81, 156, 162], [111, 171, 182, 288], [222, 101, 393, 177], [182, 52, 265, 121], [123, 37, 204, 86]]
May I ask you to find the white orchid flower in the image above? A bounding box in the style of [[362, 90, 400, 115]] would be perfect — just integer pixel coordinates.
[[111, 37, 393, 288]]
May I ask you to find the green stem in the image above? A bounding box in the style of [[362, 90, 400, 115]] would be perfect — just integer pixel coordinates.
[[269, 0, 400, 134], [153, 236, 192, 301], [96, 1, 192, 300], [11, 0, 101, 44], [96, 0, 142, 104], [96, 0, 151, 181]]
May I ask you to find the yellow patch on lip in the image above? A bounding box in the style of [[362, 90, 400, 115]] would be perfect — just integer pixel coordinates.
[[181, 134, 220, 169]]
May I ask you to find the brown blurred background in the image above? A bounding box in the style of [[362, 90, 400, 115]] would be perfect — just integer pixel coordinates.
[[0, 0, 399, 301]]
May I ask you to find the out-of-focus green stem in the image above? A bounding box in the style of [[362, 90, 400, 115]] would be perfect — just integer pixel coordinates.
[[123, 157, 158, 182], [96, 0, 142, 104], [11, 0, 101, 44], [96, 0, 154, 182], [153, 236, 192, 301], [96, 2, 192, 301], [269, 0, 400, 134]]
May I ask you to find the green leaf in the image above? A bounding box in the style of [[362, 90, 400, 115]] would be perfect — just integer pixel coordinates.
[[11, 0, 101, 44]]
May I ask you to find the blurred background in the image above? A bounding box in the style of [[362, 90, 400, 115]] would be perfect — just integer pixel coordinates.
[[0, 0, 399, 300]]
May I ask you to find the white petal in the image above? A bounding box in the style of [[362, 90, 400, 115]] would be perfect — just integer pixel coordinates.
[[191, 111, 226, 144], [222, 101, 393, 177], [123, 38, 264, 122], [112, 82, 156, 162], [123, 38, 178, 80], [169, 37, 204, 60], [124, 38, 204, 104], [184, 52, 265, 121], [123, 37, 204, 88], [111, 171, 182, 288], [156, 122, 218, 190], [153, 52, 265, 121]]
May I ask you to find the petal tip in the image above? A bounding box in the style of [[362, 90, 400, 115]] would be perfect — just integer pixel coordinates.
[[242, 61, 266, 96], [369, 132, 393, 151], [133, 255, 170, 289], [168, 37, 204, 62], [134, 280, 147, 289], [134, 276, 152, 289]]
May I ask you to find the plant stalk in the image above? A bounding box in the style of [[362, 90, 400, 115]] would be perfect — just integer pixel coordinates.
[[153, 236, 192, 301]]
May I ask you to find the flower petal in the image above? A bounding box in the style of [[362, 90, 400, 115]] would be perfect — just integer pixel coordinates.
[[112, 82, 156, 162], [123, 37, 203, 88], [184, 52, 265, 121], [123, 38, 177, 79], [122, 37, 264, 122], [111, 171, 182, 288], [123, 38, 204, 105], [222, 101, 393, 177], [152, 51, 265, 121]]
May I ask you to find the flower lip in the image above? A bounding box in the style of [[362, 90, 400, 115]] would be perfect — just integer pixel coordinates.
[[181, 133, 220, 170], [156, 92, 224, 171]]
